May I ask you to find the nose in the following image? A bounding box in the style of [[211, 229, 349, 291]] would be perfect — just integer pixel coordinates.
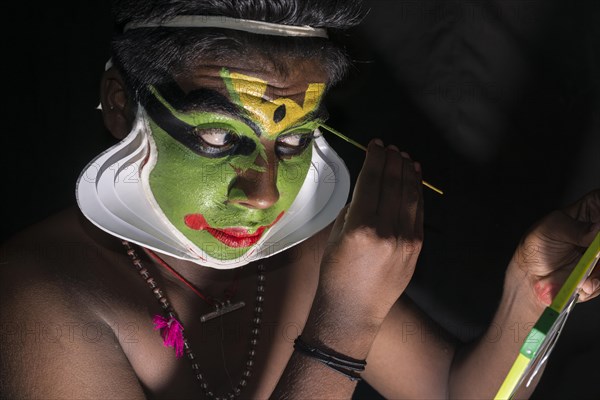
[[228, 150, 279, 210]]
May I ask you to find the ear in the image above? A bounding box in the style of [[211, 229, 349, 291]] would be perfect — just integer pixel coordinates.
[[100, 67, 135, 139]]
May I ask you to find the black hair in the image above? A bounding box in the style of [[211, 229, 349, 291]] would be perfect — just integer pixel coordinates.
[[110, 0, 365, 104]]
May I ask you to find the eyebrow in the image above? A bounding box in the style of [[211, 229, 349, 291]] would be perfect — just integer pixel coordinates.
[[149, 81, 263, 136], [155, 80, 243, 117], [175, 86, 330, 131], [149, 79, 328, 136]]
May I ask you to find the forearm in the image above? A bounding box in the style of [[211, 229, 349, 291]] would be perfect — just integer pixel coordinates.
[[270, 140, 423, 398], [448, 262, 545, 399]]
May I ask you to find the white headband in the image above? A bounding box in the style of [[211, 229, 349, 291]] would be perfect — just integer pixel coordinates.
[[124, 15, 328, 38]]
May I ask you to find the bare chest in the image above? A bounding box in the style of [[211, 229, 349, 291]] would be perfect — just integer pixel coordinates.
[[114, 256, 318, 399]]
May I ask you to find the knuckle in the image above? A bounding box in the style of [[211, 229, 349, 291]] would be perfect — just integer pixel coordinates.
[[399, 238, 423, 254], [347, 225, 380, 243], [345, 225, 396, 254], [532, 210, 564, 232], [397, 238, 422, 264]]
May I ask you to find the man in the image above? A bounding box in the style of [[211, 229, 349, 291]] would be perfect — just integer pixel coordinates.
[[1, 1, 599, 399]]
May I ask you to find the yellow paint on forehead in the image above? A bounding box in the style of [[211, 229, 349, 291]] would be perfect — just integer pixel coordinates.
[[224, 70, 325, 138]]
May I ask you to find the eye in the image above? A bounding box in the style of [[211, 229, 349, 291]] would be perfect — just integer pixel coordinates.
[[276, 131, 314, 158], [195, 128, 237, 147], [279, 134, 303, 147], [190, 127, 240, 156]]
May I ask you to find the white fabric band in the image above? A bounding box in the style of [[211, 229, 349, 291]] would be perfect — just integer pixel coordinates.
[[124, 15, 328, 38]]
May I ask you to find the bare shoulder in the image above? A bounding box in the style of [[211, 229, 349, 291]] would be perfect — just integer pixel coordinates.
[[1, 206, 136, 314], [0, 207, 146, 399]]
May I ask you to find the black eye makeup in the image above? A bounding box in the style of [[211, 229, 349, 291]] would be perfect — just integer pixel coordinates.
[[144, 84, 324, 160], [182, 125, 257, 158], [143, 86, 256, 158]]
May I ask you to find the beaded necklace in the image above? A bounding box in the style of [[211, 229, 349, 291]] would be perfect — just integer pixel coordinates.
[[145, 249, 246, 323], [122, 240, 266, 399]]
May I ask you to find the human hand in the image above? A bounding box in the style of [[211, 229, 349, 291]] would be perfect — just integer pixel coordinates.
[[510, 189, 600, 306], [316, 139, 424, 329]]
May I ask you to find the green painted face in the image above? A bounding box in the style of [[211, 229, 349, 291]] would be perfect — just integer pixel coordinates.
[[145, 68, 326, 261]]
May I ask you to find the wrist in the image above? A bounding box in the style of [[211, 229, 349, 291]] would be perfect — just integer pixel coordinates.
[[300, 289, 382, 360], [504, 258, 546, 319], [293, 336, 366, 381]]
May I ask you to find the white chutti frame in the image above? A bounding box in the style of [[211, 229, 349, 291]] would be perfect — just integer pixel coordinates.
[[76, 107, 350, 269]]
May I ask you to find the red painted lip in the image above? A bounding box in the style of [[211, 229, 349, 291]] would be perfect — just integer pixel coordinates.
[[184, 212, 285, 248]]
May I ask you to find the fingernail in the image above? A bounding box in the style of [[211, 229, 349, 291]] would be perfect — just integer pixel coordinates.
[[387, 145, 399, 152], [414, 161, 421, 173], [400, 151, 411, 159], [372, 139, 383, 147]]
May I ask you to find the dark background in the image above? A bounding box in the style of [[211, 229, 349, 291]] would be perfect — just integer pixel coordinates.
[[2, 1, 599, 399]]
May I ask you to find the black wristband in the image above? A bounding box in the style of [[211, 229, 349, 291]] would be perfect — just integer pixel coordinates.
[[293, 337, 366, 381]]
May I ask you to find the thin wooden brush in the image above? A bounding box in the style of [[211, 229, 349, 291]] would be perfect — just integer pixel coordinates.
[[319, 124, 444, 195]]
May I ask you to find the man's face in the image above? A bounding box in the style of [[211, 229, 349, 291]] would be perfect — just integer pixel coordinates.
[[144, 58, 328, 261]]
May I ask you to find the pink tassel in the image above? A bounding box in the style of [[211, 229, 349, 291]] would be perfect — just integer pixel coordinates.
[[153, 315, 184, 358]]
